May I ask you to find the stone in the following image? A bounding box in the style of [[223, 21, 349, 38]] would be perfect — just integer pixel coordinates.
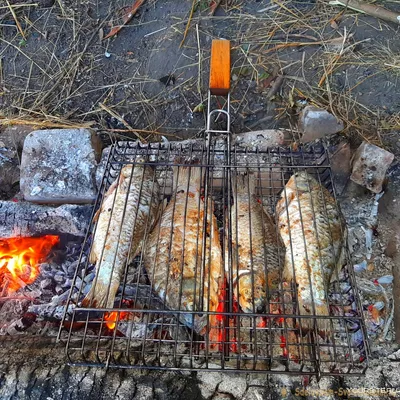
[[96, 145, 112, 190], [218, 375, 247, 398], [212, 393, 235, 399], [134, 384, 154, 400], [0, 124, 35, 150], [233, 129, 288, 149], [330, 142, 352, 195], [350, 142, 394, 193], [40, 278, 53, 290], [197, 371, 223, 399], [20, 129, 102, 204], [242, 386, 266, 400], [0, 200, 92, 238], [298, 106, 344, 143], [0, 146, 19, 200]]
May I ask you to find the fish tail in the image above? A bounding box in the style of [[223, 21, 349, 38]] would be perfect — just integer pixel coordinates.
[[81, 273, 119, 309], [173, 160, 203, 192], [297, 297, 331, 336], [232, 172, 256, 197]]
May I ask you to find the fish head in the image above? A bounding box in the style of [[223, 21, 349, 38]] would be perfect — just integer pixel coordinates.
[[237, 274, 266, 313], [287, 171, 319, 192], [177, 279, 208, 333]]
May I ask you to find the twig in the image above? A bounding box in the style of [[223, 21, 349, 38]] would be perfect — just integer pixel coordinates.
[[329, 0, 400, 25], [195, 23, 202, 103], [381, 300, 394, 341], [266, 75, 284, 100], [5, 0, 26, 39], [143, 26, 167, 37], [99, 103, 145, 142], [0, 3, 38, 9], [263, 41, 323, 54], [180, 0, 197, 48], [104, 0, 146, 40], [105, 128, 179, 138], [247, 115, 274, 130], [0, 117, 94, 129], [378, 283, 393, 341]]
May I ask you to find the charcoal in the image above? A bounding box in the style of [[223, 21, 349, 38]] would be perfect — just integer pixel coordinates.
[[67, 264, 78, 277], [74, 277, 83, 288], [62, 279, 72, 288], [4, 313, 37, 335], [40, 278, 53, 290], [55, 285, 64, 295], [84, 272, 95, 284], [53, 274, 65, 284], [0, 201, 92, 238], [28, 302, 73, 320]]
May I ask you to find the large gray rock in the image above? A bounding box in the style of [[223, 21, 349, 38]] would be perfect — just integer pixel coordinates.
[[299, 106, 344, 143], [218, 375, 247, 398], [0, 200, 92, 238], [20, 129, 101, 204], [350, 142, 394, 193]]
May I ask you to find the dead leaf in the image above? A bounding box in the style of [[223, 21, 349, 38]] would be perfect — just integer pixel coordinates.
[[330, 19, 339, 30], [209, 0, 222, 15], [103, 0, 145, 40]]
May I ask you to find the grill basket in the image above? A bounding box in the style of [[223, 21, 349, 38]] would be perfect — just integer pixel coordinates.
[[59, 139, 368, 376]]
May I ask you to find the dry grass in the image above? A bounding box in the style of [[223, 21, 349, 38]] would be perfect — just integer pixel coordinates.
[[0, 0, 398, 144]]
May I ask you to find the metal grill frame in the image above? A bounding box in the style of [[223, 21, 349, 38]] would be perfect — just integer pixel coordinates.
[[58, 139, 369, 377]]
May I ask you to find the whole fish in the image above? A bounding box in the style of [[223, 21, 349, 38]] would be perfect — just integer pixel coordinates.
[[144, 163, 222, 334], [82, 163, 159, 308], [276, 171, 346, 334], [229, 173, 283, 313]]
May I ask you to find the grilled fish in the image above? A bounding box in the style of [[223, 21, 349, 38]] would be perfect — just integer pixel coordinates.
[[82, 163, 159, 308], [144, 163, 222, 334], [276, 171, 346, 334], [229, 173, 283, 313]]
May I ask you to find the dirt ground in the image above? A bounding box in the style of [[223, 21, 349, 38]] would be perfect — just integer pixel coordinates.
[[0, 0, 399, 146]]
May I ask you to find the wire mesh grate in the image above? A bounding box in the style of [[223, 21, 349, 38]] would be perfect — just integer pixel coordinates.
[[59, 139, 368, 376]]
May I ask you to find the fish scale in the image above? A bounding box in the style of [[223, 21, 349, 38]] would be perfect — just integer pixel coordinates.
[[82, 163, 159, 309], [229, 172, 283, 314], [144, 164, 223, 334], [276, 171, 346, 334]]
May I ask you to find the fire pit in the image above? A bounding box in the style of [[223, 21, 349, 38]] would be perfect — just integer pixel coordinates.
[[0, 232, 86, 335], [58, 139, 368, 377]]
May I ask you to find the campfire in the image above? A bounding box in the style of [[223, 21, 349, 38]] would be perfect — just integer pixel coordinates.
[[0, 235, 59, 294]]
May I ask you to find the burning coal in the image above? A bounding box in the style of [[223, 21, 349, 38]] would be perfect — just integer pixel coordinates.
[[0, 235, 59, 293]]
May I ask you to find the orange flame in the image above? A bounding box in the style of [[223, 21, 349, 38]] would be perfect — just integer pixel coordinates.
[[104, 311, 130, 330], [0, 235, 59, 292]]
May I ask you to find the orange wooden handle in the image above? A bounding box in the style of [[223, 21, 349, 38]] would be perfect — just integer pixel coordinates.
[[209, 40, 231, 96]]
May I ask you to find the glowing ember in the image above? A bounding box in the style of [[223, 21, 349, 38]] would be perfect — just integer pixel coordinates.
[[0, 235, 59, 293], [104, 311, 130, 330]]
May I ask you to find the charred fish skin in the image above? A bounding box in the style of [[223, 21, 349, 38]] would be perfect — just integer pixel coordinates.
[[276, 171, 346, 334], [230, 173, 283, 314], [144, 163, 222, 334], [82, 163, 159, 309]]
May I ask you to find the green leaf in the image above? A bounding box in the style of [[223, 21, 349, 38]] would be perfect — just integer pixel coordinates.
[[193, 103, 205, 113]]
